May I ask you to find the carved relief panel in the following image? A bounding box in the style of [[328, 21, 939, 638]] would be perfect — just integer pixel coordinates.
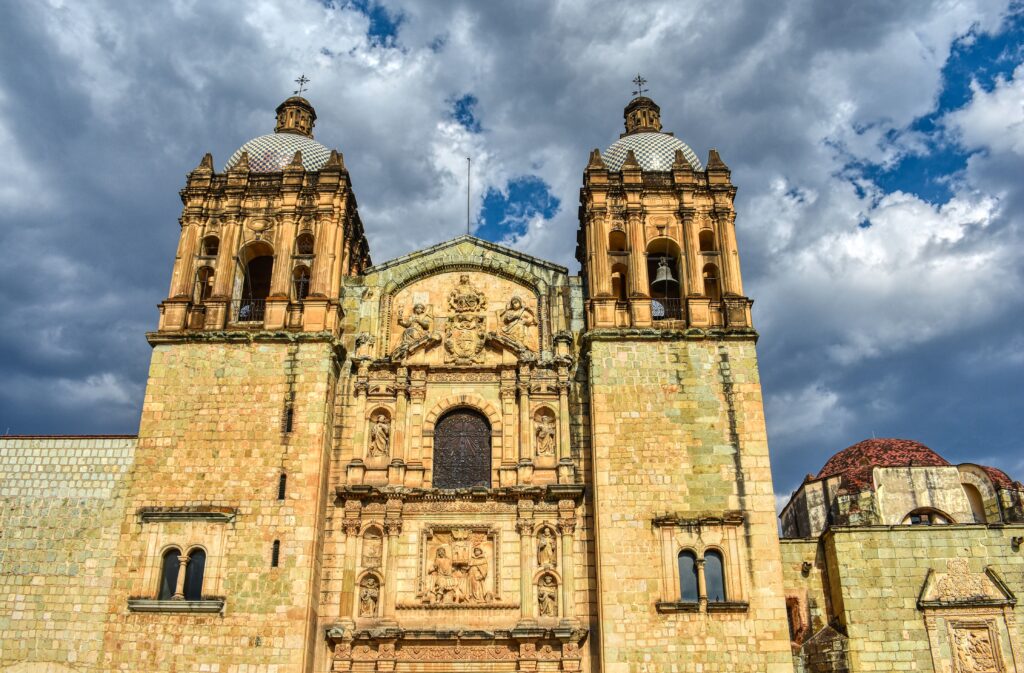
[[414, 525, 502, 605], [388, 272, 541, 362]]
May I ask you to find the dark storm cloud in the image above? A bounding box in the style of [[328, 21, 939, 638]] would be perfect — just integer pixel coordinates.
[[0, 1, 1021, 502]]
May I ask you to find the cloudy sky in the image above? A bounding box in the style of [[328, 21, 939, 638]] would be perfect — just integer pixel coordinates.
[[1, 0, 1022, 501]]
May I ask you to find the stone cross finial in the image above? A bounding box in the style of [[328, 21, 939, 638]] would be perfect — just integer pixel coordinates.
[[293, 73, 310, 95]]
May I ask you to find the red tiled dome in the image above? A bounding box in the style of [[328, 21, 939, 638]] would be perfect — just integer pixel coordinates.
[[815, 438, 950, 491]]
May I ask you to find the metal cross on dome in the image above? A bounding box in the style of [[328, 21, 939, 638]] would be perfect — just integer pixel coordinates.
[[293, 74, 310, 95], [632, 73, 648, 97]]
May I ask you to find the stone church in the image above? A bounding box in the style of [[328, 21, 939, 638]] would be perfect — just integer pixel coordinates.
[[1, 92, 1023, 673]]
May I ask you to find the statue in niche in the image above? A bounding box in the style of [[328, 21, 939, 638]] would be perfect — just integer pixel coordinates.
[[358, 576, 379, 617], [427, 546, 463, 603], [448, 274, 486, 313], [361, 531, 382, 568], [537, 574, 558, 617], [466, 546, 489, 602], [499, 296, 536, 344], [396, 303, 433, 345], [534, 411, 556, 457], [368, 414, 390, 458], [537, 529, 557, 567]]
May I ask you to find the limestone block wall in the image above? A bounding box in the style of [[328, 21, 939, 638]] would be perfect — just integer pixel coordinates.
[[0, 436, 135, 672], [586, 336, 792, 673], [823, 525, 1024, 672], [102, 339, 338, 673]]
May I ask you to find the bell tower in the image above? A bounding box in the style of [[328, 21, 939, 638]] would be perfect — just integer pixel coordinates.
[[577, 94, 751, 331], [579, 90, 792, 672]]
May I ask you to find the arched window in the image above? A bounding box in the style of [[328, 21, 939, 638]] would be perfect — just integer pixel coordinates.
[[432, 408, 491, 489], [194, 266, 215, 303], [903, 508, 952, 525], [704, 550, 726, 602], [293, 265, 311, 301], [183, 548, 206, 600], [159, 548, 181, 600], [963, 483, 987, 523], [295, 233, 315, 256], [703, 263, 721, 302], [698, 229, 716, 252], [201, 235, 219, 257], [608, 230, 627, 252], [610, 263, 628, 302], [678, 550, 698, 602]]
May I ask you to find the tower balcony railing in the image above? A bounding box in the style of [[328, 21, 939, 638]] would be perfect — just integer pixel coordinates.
[[652, 297, 684, 321], [231, 299, 266, 324]]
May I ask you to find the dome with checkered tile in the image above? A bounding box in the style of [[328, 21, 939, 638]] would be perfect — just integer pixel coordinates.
[[603, 132, 702, 172], [224, 133, 333, 173]]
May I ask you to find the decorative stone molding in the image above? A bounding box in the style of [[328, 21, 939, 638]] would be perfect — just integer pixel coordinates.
[[127, 598, 225, 614], [137, 506, 236, 524]]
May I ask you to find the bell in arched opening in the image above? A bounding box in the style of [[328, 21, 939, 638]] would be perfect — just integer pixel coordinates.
[[650, 257, 678, 293]]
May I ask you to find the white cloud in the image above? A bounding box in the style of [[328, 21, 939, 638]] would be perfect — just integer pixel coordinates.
[[766, 381, 853, 445], [944, 64, 1024, 155]]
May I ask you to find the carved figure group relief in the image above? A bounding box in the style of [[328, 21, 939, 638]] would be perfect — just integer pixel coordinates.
[[388, 272, 541, 362], [420, 527, 498, 605], [368, 413, 391, 458], [358, 575, 380, 617], [952, 626, 1000, 673], [537, 573, 558, 617], [534, 409, 556, 457], [537, 528, 557, 567]]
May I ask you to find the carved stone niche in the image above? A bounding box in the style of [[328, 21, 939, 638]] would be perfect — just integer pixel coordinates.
[[411, 525, 506, 607], [918, 559, 1021, 673]]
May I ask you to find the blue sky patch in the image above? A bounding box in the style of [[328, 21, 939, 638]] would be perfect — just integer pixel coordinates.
[[856, 9, 1023, 205], [449, 94, 482, 132], [475, 176, 560, 242], [345, 0, 402, 47]]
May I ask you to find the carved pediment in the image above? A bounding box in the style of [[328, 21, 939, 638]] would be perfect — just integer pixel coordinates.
[[918, 559, 1015, 608]]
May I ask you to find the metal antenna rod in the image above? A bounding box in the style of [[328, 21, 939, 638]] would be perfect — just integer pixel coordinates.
[[466, 157, 471, 235]]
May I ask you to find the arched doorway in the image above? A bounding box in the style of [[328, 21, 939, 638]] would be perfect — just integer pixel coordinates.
[[432, 408, 491, 489]]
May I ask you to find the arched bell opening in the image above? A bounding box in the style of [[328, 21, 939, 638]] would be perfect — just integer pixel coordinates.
[[647, 238, 682, 320], [292, 265, 311, 302], [295, 232, 315, 256], [193, 266, 215, 304], [235, 241, 274, 322], [698, 229, 717, 252]]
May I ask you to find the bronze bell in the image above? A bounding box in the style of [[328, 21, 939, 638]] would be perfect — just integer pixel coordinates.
[[650, 257, 678, 292]]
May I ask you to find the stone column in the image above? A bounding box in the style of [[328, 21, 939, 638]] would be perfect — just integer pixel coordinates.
[[626, 211, 649, 297], [590, 212, 612, 296], [212, 216, 241, 298], [392, 368, 409, 462], [558, 501, 577, 620], [696, 558, 708, 611], [518, 365, 532, 463], [557, 381, 571, 462], [720, 212, 744, 296], [340, 504, 361, 618], [170, 217, 200, 297], [269, 214, 297, 297], [517, 515, 534, 619], [382, 518, 402, 619], [172, 554, 190, 600]]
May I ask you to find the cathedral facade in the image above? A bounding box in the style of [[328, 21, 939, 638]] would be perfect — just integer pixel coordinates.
[[1, 93, 1022, 673]]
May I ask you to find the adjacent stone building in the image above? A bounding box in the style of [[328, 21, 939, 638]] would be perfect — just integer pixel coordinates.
[[1, 92, 1022, 673]]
